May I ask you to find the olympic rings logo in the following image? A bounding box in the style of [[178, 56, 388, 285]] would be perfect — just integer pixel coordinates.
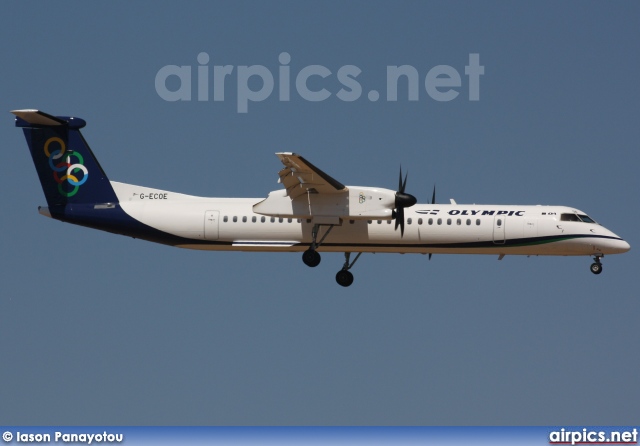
[[44, 136, 89, 197]]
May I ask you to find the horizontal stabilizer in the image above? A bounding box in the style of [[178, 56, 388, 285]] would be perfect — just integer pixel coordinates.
[[12, 109, 86, 129]]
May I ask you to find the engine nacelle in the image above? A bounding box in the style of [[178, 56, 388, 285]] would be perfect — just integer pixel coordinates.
[[253, 186, 397, 220]]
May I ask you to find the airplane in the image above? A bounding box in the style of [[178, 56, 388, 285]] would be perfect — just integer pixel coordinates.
[[14, 109, 630, 287]]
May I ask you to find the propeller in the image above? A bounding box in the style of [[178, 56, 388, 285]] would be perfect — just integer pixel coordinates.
[[393, 167, 417, 237], [429, 184, 435, 259]]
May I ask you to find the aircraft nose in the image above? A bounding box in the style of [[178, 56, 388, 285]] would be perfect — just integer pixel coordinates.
[[606, 237, 631, 254], [598, 227, 631, 254], [618, 239, 631, 253]]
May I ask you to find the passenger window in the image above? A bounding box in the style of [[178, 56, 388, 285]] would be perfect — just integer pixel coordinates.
[[466, 219, 471, 225], [428, 218, 433, 225], [476, 219, 480, 226], [456, 218, 461, 225], [233, 216, 237, 223], [288, 218, 292, 223], [447, 218, 452, 225], [418, 218, 423, 225], [279, 218, 284, 223], [270, 217, 275, 223], [242, 216, 247, 223], [261, 216, 266, 223], [497, 219, 502, 226], [407, 218, 412, 225], [377, 220, 382, 224], [437, 218, 442, 225], [223, 216, 228, 223]]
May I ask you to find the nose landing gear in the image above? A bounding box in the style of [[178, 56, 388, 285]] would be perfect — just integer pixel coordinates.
[[590, 255, 603, 275]]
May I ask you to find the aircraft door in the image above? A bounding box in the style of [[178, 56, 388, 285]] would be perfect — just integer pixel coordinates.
[[204, 210, 220, 240], [493, 215, 505, 244], [524, 218, 538, 239]]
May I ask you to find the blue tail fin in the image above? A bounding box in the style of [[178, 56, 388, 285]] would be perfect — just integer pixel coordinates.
[[13, 109, 118, 207]]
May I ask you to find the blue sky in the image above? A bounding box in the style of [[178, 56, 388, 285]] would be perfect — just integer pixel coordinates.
[[1, 1, 639, 425]]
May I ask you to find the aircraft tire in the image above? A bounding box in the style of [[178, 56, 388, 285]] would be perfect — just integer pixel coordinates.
[[590, 262, 603, 274], [336, 270, 354, 287], [302, 249, 321, 267]]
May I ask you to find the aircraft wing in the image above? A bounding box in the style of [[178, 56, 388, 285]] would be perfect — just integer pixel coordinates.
[[276, 152, 348, 199]]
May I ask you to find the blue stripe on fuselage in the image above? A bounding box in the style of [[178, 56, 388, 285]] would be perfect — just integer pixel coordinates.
[[48, 204, 232, 247]]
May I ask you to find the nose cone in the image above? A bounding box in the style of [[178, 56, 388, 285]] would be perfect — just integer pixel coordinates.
[[615, 239, 631, 254], [594, 226, 631, 255], [600, 236, 631, 254]]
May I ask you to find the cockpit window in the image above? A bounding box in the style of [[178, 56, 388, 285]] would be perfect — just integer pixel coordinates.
[[561, 213, 581, 222], [578, 214, 596, 224], [560, 213, 597, 223]]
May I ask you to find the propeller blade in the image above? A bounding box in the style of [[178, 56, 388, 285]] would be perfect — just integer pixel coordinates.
[[394, 207, 405, 236], [393, 166, 417, 238], [431, 184, 436, 205]]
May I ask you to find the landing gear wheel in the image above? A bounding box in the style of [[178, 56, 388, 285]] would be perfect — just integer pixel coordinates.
[[336, 270, 354, 287], [302, 249, 321, 267], [590, 262, 603, 275]]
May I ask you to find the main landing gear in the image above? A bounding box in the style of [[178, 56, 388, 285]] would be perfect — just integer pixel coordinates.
[[335, 252, 363, 287], [302, 249, 321, 267], [302, 224, 335, 268], [301, 223, 362, 287], [590, 255, 603, 275]]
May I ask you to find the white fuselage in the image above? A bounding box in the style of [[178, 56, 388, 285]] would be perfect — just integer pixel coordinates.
[[110, 182, 630, 257]]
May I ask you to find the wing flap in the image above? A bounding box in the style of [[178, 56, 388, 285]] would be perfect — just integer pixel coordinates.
[[275, 152, 347, 199]]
